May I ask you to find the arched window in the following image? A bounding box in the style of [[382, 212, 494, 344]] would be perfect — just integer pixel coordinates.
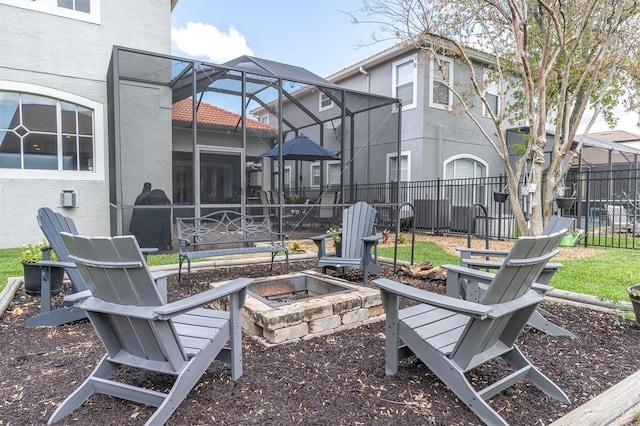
[[445, 156, 487, 179], [444, 156, 488, 205], [0, 90, 95, 171]]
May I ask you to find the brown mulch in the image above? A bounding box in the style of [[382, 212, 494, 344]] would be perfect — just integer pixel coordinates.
[[1, 259, 640, 425]]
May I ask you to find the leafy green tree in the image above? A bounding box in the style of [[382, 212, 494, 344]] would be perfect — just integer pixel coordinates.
[[355, 0, 640, 234]]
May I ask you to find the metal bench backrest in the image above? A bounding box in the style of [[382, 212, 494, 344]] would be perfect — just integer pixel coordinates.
[[177, 211, 275, 247]]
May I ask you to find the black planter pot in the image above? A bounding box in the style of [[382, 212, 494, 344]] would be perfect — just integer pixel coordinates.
[[22, 262, 64, 296], [555, 197, 576, 210], [334, 241, 342, 257], [628, 285, 640, 326], [493, 192, 509, 203]]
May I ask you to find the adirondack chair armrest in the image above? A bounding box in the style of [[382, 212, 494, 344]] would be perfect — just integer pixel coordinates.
[[310, 231, 341, 257], [76, 298, 158, 319], [374, 278, 492, 319], [362, 233, 382, 244], [487, 289, 543, 318], [36, 259, 76, 269], [442, 263, 495, 283], [154, 277, 252, 319], [151, 270, 173, 281], [64, 289, 92, 303], [532, 282, 553, 293], [310, 231, 341, 241], [456, 247, 510, 258]]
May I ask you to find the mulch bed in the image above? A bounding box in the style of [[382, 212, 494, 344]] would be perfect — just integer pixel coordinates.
[[2, 259, 640, 425]]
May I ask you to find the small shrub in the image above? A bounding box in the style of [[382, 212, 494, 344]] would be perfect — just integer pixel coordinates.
[[396, 232, 409, 245], [287, 240, 306, 253], [21, 240, 57, 263], [327, 228, 342, 243]]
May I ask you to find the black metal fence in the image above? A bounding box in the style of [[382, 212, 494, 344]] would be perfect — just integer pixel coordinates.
[[293, 169, 640, 248]]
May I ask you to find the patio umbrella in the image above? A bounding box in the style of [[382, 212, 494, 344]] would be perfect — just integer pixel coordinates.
[[258, 135, 339, 161]]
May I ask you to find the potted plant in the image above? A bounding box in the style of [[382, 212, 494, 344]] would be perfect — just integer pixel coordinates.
[[627, 285, 640, 326], [21, 240, 64, 296], [327, 227, 342, 256], [555, 181, 576, 210], [493, 184, 509, 203]]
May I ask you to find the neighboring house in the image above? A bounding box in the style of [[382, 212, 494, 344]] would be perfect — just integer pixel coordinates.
[[587, 130, 640, 150], [321, 43, 505, 185], [0, 0, 175, 248]]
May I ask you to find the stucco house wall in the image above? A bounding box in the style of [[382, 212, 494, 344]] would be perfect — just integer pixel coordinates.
[[328, 46, 506, 184], [0, 0, 172, 247]]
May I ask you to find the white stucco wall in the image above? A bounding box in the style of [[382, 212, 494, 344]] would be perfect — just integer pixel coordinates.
[[0, 1, 172, 247]]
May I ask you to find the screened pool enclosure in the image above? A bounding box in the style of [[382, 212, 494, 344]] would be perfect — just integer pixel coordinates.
[[108, 46, 401, 242]]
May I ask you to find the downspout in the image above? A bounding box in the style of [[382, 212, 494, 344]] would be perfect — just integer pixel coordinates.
[[359, 66, 370, 184], [192, 62, 199, 217]]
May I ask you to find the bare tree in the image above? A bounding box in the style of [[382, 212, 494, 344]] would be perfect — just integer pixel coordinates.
[[355, 0, 640, 235]]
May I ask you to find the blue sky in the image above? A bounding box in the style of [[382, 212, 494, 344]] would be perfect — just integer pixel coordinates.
[[170, 0, 639, 134], [170, 0, 397, 78]]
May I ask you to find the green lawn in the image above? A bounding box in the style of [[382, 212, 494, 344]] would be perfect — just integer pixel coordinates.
[[2, 240, 638, 303], [378, 241, 640, 302]]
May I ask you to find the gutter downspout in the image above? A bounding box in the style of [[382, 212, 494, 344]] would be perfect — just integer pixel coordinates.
[[359, 66, 370, 184]]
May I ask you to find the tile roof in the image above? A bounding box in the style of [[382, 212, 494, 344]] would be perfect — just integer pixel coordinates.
[[172, 99, 276, 132], [586, 129, 640, 143]]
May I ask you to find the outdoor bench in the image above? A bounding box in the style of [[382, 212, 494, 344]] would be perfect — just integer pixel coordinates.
[[176, 210, 289, 291]]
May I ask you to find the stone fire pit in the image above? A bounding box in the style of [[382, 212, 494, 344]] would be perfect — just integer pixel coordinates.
[[212, 270, 384, 345]]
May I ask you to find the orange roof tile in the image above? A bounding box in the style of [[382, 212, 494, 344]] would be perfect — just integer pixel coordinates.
[[172, 98, 276, 132]]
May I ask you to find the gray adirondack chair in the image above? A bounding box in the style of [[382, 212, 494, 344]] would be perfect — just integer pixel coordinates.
[[26, 207, 166, 328], [48, 232, 252, 426], [25, 208, 87, 327], [374, 231, 570, 426], [310, 201, 382, 286], [455, 215, 575, 337]]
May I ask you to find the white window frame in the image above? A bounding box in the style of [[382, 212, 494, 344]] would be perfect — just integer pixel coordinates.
[[0, 81, 104, 181], [429, 55, 453, 110], [386, 151, 411, 182], [0, 0, 101, 24], [283, 165, 291, 188], [310, 160, 341, 187], [310, 162, 320, 187], [326, 160, 341, 186], [444, 154, 489, 179], [259, 115, 269, 125], [391, 56, 417, 111], [482, 68, 499, 118], [319, 92, 334, 112]]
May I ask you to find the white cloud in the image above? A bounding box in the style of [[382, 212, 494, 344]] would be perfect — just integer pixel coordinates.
[[171, 22, 254, 63], [579, 104, 640, 135]]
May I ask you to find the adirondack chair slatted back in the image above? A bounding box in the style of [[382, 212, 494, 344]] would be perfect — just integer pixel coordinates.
[[341, 201, 377, 260], [543, 215, 574, 234], [37, 207, 86, 293], [60, 233, 183, 369], [450, 231, 565, 369]]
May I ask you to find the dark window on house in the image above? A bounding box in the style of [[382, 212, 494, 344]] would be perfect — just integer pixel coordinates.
[[319, 93, 333, 111], [395, 60, 414, 107], [430, 57, 452, 109], [486, 93, 499, 115], [0, 91, 95, 171], [57, 0, 90, 13]]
